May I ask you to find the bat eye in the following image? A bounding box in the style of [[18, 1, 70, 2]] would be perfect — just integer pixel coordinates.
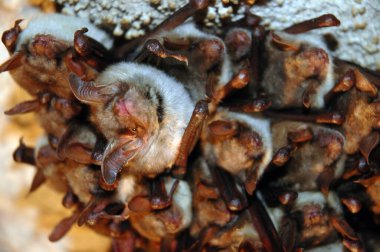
[[118, 128, 136, 136], [135, 126, 147, 135]]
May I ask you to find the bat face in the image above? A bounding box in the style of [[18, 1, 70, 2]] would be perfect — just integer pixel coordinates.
[[203, 110, 272, 175], [262, 190, 344, 251], [289, 191, 341, 248], [206, 210, 263, 251], [261, 32, 334, 109], [129, 178, 192, 242], [224, 27, 252, 62], [201, 110, 272, 195], [149, 22, 232, 102], [1, 14, 113, 99], [330, 68, 380, 154], [271, 121, 345, 191], [69, 62, 194, 184]]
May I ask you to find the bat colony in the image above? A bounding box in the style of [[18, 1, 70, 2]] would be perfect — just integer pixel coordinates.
[[1, 0, 380, 251]]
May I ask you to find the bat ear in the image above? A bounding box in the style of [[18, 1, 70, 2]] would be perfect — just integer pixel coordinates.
[[73, 28, 113, 71], [69, 73, 116, 104], [101, 137, 142, 186], [0, 52, 25, 73], [2, 19, 22, 53]]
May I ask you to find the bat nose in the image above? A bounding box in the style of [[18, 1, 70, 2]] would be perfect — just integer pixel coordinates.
[[114, 99, 133, 117]]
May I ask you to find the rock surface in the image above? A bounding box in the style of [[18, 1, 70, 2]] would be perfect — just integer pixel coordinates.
[[56, 0, 380, 70]]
